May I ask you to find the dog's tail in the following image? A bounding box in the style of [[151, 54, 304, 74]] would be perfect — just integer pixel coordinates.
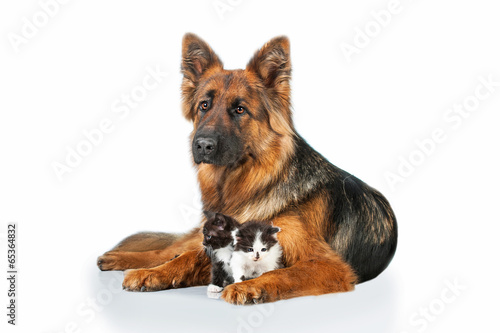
[[111, 232, 183, 252]]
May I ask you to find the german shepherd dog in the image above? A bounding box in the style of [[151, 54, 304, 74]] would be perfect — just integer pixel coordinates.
[[97, 33, 397, 305]]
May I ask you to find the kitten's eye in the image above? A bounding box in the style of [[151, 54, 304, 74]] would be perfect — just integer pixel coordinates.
[[261, 248, 267, 252], [235, 106, 245, 114], [247, 248, 253, 252], [199, 101, 209, 111], [206, 235, 212, 240]]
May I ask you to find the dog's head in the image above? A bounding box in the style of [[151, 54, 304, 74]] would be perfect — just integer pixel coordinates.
[[180, 33, 294, 167]]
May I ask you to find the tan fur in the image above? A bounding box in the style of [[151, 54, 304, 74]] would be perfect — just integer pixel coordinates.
[[98, 229, 203, 271], [112, 232, 182, 252], [122, 248, 211, 291]]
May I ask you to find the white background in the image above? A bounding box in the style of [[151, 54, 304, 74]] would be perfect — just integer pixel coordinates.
[[1, 0, 499, 332]]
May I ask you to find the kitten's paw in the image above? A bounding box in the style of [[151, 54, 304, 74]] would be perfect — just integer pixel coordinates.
[[207, 284, 223, 299], [207, 284, 223, 293]]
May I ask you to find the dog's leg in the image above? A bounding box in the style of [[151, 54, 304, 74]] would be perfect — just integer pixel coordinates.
[[121, 247, 211, 291], [221, 256, 356, 304], [97, 249, 178, 271], [97, 229, 202, 271], [221, 216, 358, 304]]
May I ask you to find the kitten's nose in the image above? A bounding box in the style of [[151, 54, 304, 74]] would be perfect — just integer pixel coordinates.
[[254, 252, 260, 260]]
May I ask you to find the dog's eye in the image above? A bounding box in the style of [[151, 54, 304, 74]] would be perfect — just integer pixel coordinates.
[[199, 101, 209, 111], [247, 248, 253, 252], [235, 106, 245, 114], [261, 248, 267, 252]]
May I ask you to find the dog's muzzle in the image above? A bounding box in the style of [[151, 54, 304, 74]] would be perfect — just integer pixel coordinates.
[[193, 133, 219, 164]]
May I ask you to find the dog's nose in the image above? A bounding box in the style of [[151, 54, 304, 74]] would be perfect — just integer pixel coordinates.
[[196, 138, 217, 156]]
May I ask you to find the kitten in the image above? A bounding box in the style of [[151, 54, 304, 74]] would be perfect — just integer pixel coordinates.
[[202, 211, 239, 295], [230, 221, 283, 283]]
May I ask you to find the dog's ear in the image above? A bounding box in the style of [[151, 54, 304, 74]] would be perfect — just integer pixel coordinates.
[[247, 36, 291, 89], [246, 36, 293, 135], [181, 33, 223, 121], [181, 33, 222, 81]]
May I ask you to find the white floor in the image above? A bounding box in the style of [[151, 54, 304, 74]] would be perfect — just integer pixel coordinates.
[[88, 265, 399, 333]]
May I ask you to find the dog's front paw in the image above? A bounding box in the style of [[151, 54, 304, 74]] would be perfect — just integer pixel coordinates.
[[221, 281, 268, 305], [122, 268, 172, 292]]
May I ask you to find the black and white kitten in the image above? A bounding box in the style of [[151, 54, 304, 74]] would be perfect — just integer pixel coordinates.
[[202, 211, 239, 295], [230, 221, 283, 283]]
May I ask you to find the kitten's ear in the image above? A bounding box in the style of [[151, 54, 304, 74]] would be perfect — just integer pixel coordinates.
[[203, 210, 215, 220], [233, 230, 242, 245], [214, 213, 228, 230], [268, 226, 281, 238]]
